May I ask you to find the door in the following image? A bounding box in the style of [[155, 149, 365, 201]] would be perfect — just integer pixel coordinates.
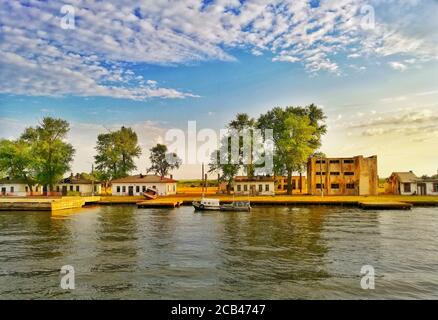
[[62, 186, 68, 196], [1, 187, 6, 195], [418, 183, 426, 195], [128, 186, 134, 196]]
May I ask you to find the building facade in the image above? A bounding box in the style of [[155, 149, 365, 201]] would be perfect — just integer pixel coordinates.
[[307, 155, 378, 196], [111, 174, 177, 196], [275, 176, 307, 194], [233, 176, 275, 196], [387, 172, 438, 196], [56, 173, 101, 196], [0, 177, 42, 196]]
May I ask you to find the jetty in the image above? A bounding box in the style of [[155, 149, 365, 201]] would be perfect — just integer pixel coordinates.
[[0, 196, 101, 211], [137, 199, 183, 208]]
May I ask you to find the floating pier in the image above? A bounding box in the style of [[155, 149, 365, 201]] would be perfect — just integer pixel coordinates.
[[358, 201, 413, 210], [137, 200, 183, 208], [0, 196, 101, 211]]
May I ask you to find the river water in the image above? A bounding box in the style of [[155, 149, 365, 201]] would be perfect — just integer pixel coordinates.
[[0, 205, 438, 299]]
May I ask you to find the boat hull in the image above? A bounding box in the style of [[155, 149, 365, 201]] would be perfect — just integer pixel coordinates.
[[192, 202, 221, 211]]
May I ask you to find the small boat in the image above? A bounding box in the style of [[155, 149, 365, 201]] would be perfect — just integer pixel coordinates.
[[220, 201, 251, 212], [143, 187, 158, 200], [193, 198, 221, 211]]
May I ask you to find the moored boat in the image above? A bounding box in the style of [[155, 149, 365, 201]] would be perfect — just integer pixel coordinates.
[[220, 201, 251, 212], [192, 198, 221, 211]]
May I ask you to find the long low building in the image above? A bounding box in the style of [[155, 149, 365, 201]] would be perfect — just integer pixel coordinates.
[[233, 176, 275, 196], [387, 171, 438, 196], [0, 177, 42, 196], [55, 173, 101, 196], [307, 155, 378, 196], [111, 174, 177, 196]]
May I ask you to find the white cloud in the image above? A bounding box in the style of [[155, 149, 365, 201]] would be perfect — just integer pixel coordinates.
[[388, 61, 408, 71], [0, 0, 436, 98]]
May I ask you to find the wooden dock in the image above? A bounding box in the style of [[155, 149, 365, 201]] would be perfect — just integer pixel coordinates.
[[358, 201, 413, 210], [137, 200, 183, 208]]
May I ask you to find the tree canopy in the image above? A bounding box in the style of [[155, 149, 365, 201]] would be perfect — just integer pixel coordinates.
[[147, 143, 181, 178], [20, 117, 75, 191], [94, 126, 141, 182]]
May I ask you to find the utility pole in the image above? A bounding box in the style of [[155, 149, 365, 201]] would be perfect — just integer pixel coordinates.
[[91, 163, 95, 197]]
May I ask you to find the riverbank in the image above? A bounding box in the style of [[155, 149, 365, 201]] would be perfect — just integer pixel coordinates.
[[100, 194, 438, 210], [1, 194, 437, 211], [0, 196, 101, 211]]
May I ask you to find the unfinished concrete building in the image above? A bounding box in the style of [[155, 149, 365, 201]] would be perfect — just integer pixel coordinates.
[[307, 155, 378, 196]]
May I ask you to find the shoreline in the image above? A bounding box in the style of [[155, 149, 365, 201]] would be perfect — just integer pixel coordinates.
[[2, 194, 437, 211]]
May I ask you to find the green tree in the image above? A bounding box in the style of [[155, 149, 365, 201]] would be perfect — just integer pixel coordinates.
[[147, 144, 181, 178], [257, 105, 326, 195], [21, 117, 75, 191], [228, 113, 256, 178], [94, 126, 141, 182], [208, 134, 240, 194], [0, 139, 36, 191]]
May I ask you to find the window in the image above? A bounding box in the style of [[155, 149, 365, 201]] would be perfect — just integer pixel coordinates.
[[10, 186, 14, 193], [331, 184, 340, 189], [316, 183, 325, 189], [258, 184, 263, 192], [117, 186, 120, 193], [173, 185, 176, 192], [70, 186, 73, 191], [346, 183, 355, 189], [292, 180, 296, 189], [278, 185, 281, 189], [404, 183, 411, 193], [316, 159, 326, 164], [329, 160, 340, 164], [344, 172, 354, 176], [136, 186, 140, 193], [142, 186, 146, 192], [25, 186, 29, 192], [244, 185, 248, 192], [56, 186, 60, 192], [76, 186, 80, 192], [344, 159, 354, 164], [316, 172, 326, 175], [433, 183, 438, 193], [237, 185, 241, 192], [265, 184, 270, 191], [94, 185, 97, 192], [330, 172, 340, 176], [122, 186, 126, 193]]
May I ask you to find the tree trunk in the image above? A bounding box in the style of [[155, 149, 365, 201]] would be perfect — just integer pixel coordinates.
[[287, 170, 292, 195], [299, 172, 303, 194]]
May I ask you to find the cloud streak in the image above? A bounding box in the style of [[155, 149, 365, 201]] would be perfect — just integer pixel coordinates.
[[0, 0, 437, 99]]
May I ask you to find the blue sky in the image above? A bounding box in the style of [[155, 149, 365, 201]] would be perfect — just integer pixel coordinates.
[[1, 0, 437, 178]]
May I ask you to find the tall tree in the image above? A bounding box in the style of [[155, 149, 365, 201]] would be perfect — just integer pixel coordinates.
[[228, 113, 256, 178], [208, 134, 240, 194], [21, 117, 75, 191], [94, 126, 141, 183], [0, 139, 36, 191], [147, 144, 181, 178], [257, 105, 326, 195]]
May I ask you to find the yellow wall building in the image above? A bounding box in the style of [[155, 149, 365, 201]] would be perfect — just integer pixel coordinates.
[[307, 155, 378, 196]]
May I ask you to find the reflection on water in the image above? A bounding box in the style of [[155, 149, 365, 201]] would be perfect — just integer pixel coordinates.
[[1, 205, 438, 299]]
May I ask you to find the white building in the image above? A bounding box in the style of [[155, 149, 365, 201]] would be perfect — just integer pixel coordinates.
[[387, 172, 438, 196], [0, 177, 42, 196], [111, 174, 177, 196], [56, 174, 101, 196], [233, 176, 275, 196]]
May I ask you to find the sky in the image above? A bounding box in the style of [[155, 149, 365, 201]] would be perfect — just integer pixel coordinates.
[[0, 0, 437, 179]]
